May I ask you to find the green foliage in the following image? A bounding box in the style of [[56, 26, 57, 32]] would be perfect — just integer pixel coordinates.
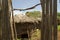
[[58, 25, 60, 31], [26, 11, 41, 18], [26, 11, 60, 19], [57, 12, 60, 19], [57, 12, 60, 16]]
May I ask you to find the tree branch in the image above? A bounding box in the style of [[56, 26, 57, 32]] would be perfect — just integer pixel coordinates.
[[13, 3, 41, 11]]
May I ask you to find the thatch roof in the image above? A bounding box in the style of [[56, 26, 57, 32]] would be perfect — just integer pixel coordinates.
[[14, 14, 41, 23]]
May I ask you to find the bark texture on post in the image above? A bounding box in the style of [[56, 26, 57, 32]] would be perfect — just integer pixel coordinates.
[[45, 0, 50, 40], [40, 0, 46, 40], [9, 0, 17, 40], [1, 0, 14, 40], [0, 12, 2, 40], [0, 14, 2, 40], [0, 0, 2, 40], [49, 0, 53, 40], [40, 0, 57, 40], [53, 0, 57, 40]]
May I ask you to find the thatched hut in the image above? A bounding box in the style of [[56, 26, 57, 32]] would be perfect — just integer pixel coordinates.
[[13, 14, 60, 40], [14, 14, 41, 39]]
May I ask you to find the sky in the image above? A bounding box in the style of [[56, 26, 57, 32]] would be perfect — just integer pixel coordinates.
[[12, 0, 60, 15]]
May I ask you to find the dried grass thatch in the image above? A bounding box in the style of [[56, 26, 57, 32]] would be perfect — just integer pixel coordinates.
[[14, 14, 41, 23]]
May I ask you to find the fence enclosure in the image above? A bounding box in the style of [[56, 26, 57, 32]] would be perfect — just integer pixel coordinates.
[[0, 0, 57, 40]]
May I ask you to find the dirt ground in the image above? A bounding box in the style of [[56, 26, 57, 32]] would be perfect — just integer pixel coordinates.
[[58, 31, 60, 40], [52, 31, 60, 40]]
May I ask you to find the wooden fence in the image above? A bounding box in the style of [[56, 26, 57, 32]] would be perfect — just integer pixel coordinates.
[[0, 0, 57, 40], [40, 0, 57, 40]]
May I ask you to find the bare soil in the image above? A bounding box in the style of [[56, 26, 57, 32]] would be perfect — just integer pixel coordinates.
[[58, 31, 60, 40]]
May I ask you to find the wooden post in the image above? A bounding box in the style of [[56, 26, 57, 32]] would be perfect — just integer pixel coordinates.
[[1, 0, 15, 40], [40, 0, 54, 40], [40, 0, 46, 40], [0, 13, 2, 40], [8, 0, 17, 40], [49, 0, 53, 40], [10, 0, 17, 40], [0, 0, 2, 40], [53, 0, 57, 40], [27, 29, 30, 40], [45, 0, 50, 40]]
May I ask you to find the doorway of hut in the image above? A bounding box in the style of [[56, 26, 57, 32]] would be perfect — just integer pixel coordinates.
[[21, 34, 28, 40], [19, 34, 28, 40]]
